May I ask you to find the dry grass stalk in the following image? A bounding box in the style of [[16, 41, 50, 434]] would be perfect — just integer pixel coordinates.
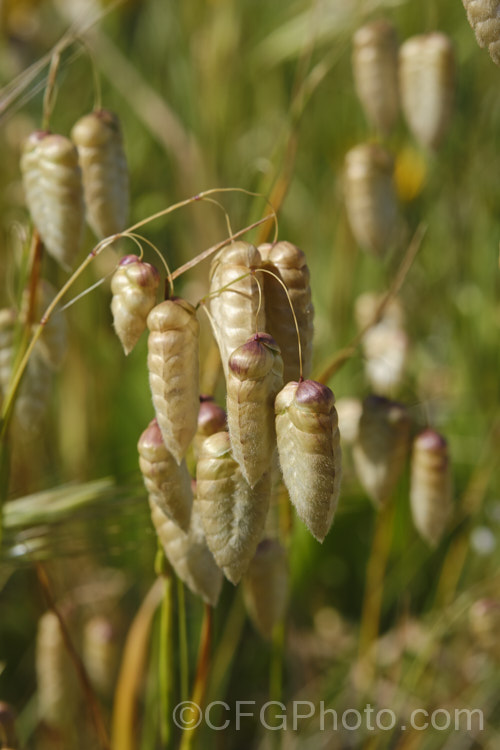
[[71, 109, 129, 238], [243, 538, 288, 640], [226, 333, 283, 487], [196, 431, 271, 584], [259, 241, 314, 382], [138, 418, 193, 531], [275, 380, 342, 542], [410, 429, 452, 546], [111, 255, 160, 355], [147, 298, 199, 464], [352, 19, 400, 135], [462, 0, 500, 66]]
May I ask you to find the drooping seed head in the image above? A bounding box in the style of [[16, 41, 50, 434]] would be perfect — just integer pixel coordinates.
[[243, 538, 288, 639], [193, 395, 228, 460], [410, 428, 452, 546], [111, 255, 160, 355]]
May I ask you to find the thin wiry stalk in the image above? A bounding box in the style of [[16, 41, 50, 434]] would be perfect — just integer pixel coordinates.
[[177, 579, 189, 705], [159, 574, 173, 747]]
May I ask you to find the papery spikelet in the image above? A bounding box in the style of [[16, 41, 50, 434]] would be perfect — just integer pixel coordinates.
[[275, 380, 342, 542], [22, 279, 67, 370], [208, 241, 265, 376], [14, 350, 52, 433], [111, 255, 160, 355], [36, 611, 77, 730], [463, 0, 500, 66], [352, 395, 410, 506], [196, 431, 271, 584], [150, 498, 222, 606], [243, 538, 288, 640], [352, 20, 400, 135], [399, 33, 455, 150], [21, 131, 84, 269], [147, 298, 199, 463], [138, 418, 193, 530], [344, 143, 400, 257], [469, 599, 500, 660], [193, 395, 227, 460], [409, 429, 452, 546], [82, 615, 119, 697], [71, 109, 129, 237], [227, 333, 283, 487], [0, 308, 16, 398], [259, 241, 314, 382]]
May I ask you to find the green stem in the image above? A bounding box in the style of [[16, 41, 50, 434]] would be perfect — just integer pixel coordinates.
[[159, 574, 173, 748], [177, 578, 189, 705]]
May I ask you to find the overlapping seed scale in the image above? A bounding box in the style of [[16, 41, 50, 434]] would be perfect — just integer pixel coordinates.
[[0, 308, 17, 397], [352, 394, 410, 506], [82, 615, 119, 698], [21, 132, 85, 269], [36, 611, 77, 730], [463, 0, 500, 65], [138, 418, 193, 531], [344, 143, 400, 257], [23, 279, 67, 371], [196, 431, 271, 584], [352, 19, 400, 135], [399, 33, 455, 150], [71, 109, 129, 237], [227, 333, 283, 488], [243, 538, 288, 640], [147, 299, 199, 464], [208, 241, 265, 377], [111, 255, 160, 355], [259, 241, 314, 382], [150, 498, 223, 607], [410, 429, 452, 546], [275, 380, 342, 542], [193, 396, 227, 461]]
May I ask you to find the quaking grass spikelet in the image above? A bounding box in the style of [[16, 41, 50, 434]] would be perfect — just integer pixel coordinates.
[[138, 418, 193, 531], [227, 333, 283, 487], [462, 0, 500, 66], [21, 131, 84, 269], [23, 279, 67, 371], [275, 380, 342, 542], [196, 431, 271, 584], [243, 538, 288, 640], [193, 395, 227, 460], [409, 429, 452, 546], [0, 308, 16, 399], [259, 241, 314, 382], [71, 109, 129, 238], [111, 254, 160, 355], [147, 298, 199, 464], [208, 241, 265, 377]]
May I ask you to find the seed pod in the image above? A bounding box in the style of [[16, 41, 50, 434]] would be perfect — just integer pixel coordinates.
[[138, 418, 193, 531], [344, 143, 400, 258], [147, 299, 199, 463], [469, 599, 500, 660], [21, 131, 84, 269], [193, 395, 227, 461], [111, 255, 160, 355], [150, 498, 223, 606], [275, 380, 342, 542], [259, 241, 314, 382], [352, 20, 400, 135], [409, 429, 452, 546], [227, 333, 283, 487], [336, 397, 362, 446], [22, 279, 67, 370], [36, 610, 77, 730], [83, 615, 119, 697], [208, 241, 265, 377], [196, 431, 271, 584], [463, 0, 500, 65], [0, 308, 16, 398], [352, 395, 410, 506], [399, 33, 455, 150], [14, 349, 52, 433], [71, 109, 129, 237], [243, 538, 288, 640]]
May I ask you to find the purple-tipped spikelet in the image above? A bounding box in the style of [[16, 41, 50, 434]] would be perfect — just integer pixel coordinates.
[[409, 429, 452, 546], [275, 379, 342, 542], [193, 395, 228, 460], [111, 254, 160, 355]]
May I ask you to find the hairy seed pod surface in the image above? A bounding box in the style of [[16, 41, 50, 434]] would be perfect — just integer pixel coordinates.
[[227, 333, 283, 487], [111, 255, 160, 354], [463, 0, 500, 66], [147, 298, 199, 463], [150, 498, 223, 606], [71, 109, 129, 237], [275, 380, 342, 542], [410, 429, 452, 546], [21, 131, 84, 269], [193, 395, 227, 460], [36, 611, 77, 730], [352, 20, 400, 135], [352, 395, 410, 506], [83, 615, 119, 697], [399, 33, 455, 150], [344, 143, 400, 257], [196, 431, 271, 584], [259, 241, 314, 382], [208, 241, 265, 376], [243, 538, 288, 640], [138, 418, 193, 530]]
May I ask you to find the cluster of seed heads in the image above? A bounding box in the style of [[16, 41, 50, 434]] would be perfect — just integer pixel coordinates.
[[463, 0, 500, 66]]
